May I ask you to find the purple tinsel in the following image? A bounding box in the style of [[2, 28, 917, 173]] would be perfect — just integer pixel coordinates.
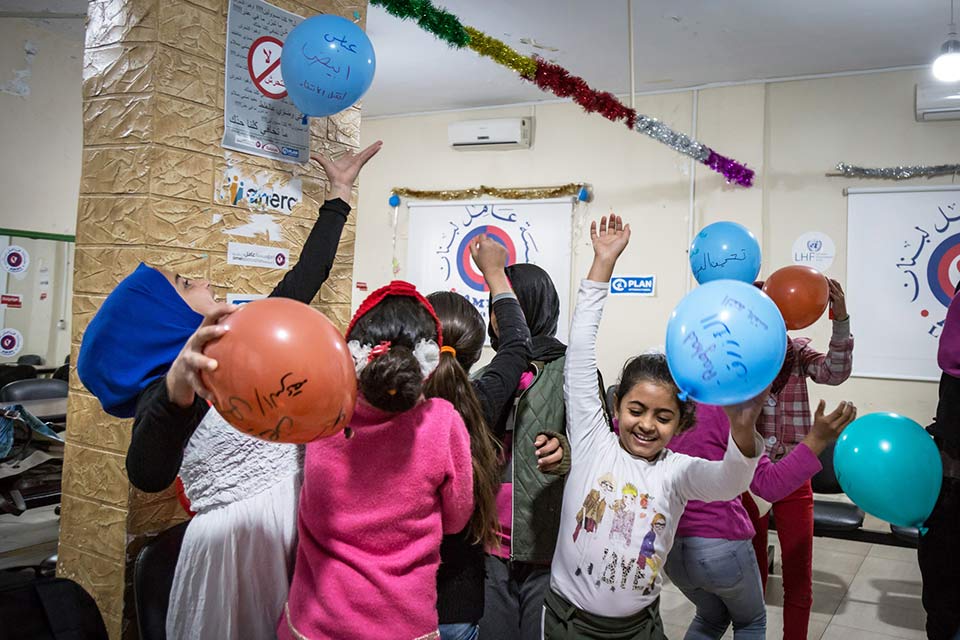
[[705, 151, 754, 187]]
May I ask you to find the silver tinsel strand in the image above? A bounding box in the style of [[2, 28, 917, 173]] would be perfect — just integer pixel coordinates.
[[834, 162, 960, 180], [635, 116, 711, 163]]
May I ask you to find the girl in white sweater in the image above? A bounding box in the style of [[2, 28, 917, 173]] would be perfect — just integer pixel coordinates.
[[545, 215, 766, 640]]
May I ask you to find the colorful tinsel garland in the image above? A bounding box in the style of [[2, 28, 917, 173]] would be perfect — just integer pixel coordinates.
[[831, 162, 960, 180], [369, 0, 754, 187]]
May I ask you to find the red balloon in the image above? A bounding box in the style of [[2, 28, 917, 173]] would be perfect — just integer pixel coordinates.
[[762, 266, 830, 330], [201, 298, 356, 443]]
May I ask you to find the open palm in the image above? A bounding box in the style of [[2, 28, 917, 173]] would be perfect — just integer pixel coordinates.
[[591, 214, 631, 263], [311, 140, 382, 198]]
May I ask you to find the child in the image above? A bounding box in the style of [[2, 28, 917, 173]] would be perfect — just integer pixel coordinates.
[[920, 281, 960, 640], [479, 261, 573, 640], [77, 142, 381, 640], [741, 278, 853, 640], [544, 215, 765, 639], [280, 281, 475, 640], [665, 398, 856, 639], [427, 234, 562, 640]]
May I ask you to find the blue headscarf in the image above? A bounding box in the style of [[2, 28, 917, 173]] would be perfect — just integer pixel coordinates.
[[78, 263, 203, 418]]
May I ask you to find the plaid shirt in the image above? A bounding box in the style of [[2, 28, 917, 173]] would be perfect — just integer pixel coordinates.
[[758, 319, 853, 460]]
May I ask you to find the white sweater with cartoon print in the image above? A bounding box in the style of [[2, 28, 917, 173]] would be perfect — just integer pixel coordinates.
[[549, 280, 764, 617]]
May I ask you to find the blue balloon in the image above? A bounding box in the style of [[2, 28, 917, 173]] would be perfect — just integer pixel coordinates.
[[834, 413, 942, 529], [281, 15, 376, 118], [388, 193, 401, 207], [689, 221, 761, 284], [665, 280, 786, 405]]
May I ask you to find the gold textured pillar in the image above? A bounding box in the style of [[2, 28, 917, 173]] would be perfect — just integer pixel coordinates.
[[59, 0, 367, 636]]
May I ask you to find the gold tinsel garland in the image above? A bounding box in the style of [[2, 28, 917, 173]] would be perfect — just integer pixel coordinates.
[[390, 183, 586, 201], [463, 27, 538, 79]]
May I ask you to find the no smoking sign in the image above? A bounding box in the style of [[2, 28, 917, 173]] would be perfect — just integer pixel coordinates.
[[248, 35, 287, 99]]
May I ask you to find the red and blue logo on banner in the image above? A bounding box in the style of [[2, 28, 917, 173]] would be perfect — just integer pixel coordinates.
[[927, 232, 960, 307], [456, 225, 517, 292]]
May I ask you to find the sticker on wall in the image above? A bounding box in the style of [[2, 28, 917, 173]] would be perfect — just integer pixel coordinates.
[[215, 165, 302, 214], [610, 275, 656, 296], [227, 242, 290, 270], [792, 232, 836, 272], [3, 245, 29, 275], [0, 328, 23, 357], [0, 294, 22, 309], [226, 293, 268, 305]]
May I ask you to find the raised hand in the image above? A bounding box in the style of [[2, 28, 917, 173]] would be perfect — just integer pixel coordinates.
[[470, 234, 511, 296], [311, 140, 383, 202], [828, 279, 848, 322], [587, 214, 631, 282], [803, 399, 857, 455], [165, 304, 236, 407]]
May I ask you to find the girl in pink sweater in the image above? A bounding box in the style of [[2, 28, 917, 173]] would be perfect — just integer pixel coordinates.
[[280, 281, 475, 640]]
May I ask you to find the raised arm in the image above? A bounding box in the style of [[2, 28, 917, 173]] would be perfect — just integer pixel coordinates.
[[752, 399, 857, 502], [471, 235, 532, 431], [801, 279, 853, 385], [565, 215, 631, 450], [270, 141, 382, 302], [671, 393, 765, 503]]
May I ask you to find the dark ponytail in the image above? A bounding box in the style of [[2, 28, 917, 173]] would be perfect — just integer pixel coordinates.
[[425, 292, 501, 549], [347, 296, 437, 413]]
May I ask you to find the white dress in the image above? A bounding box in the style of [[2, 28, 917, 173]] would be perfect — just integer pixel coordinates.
[[166, 408, 302, 640]]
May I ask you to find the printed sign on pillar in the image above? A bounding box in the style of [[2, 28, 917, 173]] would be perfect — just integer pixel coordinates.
[[222, 0, 309, 164]]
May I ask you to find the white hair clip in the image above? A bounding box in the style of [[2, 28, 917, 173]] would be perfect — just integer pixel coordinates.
[[413, 339, 440, 378], [347, 339, 440, 379]]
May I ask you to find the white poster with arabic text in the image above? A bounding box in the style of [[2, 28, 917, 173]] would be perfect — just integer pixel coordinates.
[[223, 0, 309, 164], [847, 187, 960, 381], [406, 199, 574, 342]]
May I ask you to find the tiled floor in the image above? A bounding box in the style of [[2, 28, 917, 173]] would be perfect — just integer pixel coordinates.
[[0, 504, 59, 571], [660, 525, 926, 640]]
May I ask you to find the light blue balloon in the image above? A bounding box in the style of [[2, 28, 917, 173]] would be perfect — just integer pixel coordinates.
[[281, 15, 376, 118], [665, 280, 786, 405], [689, 221, 762, 284], [834, 413, 942, 529]]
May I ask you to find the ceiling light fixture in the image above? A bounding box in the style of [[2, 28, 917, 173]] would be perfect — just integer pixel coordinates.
[[933, 0, 960, 82]]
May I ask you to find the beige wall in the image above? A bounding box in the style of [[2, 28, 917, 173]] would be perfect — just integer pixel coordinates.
[[355, 68, 960, 425], [0, 18, 83, 236]]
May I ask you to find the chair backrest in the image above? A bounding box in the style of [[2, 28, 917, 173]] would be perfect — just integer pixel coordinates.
[[0, 365, 37, 392], [135, 521, 190, 640], [0, 575, 108, 639], [16, 355, 44, 366], [811, 440, 843, 494], [0, 379, 69, 403]]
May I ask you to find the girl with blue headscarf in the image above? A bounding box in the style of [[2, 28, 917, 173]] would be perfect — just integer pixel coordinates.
[[77, 142, 381, 640]]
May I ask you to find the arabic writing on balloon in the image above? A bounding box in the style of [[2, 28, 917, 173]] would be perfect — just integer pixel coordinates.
[[691, 249, 748, 278]]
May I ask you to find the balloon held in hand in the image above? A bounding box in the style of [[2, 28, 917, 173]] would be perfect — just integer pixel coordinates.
[[666, 280, 787, 406], [201, 298, 357, 443]]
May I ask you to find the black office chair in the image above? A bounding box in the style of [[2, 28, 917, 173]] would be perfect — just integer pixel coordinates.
[[0, 365, 36, 391], [16, 355, 44, 366], [0, 379, 68, 403], [890, 524, 920, 546], [135, 521, 190, 640]]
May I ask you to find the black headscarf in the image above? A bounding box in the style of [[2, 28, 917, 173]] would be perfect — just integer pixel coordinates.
[[490, 263, 566, 362]]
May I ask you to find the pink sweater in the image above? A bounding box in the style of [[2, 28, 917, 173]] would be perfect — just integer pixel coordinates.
[[280, 397, 474, 640], [668, 404, 822, 540]]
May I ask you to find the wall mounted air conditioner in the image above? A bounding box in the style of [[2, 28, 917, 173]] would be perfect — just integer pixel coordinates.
[[916, 83, 960, 121], [448, 118, 532, 150]]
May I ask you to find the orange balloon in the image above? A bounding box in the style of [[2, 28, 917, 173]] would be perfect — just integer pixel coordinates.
[[201, 298, 357, 443], [762, 266, 830, 330]]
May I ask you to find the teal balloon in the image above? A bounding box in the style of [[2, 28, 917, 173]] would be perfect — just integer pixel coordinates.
[[281, 15, 376, 118], [834, 413, 942, 528], [665, 280, 786, 405], [690, 221, 762, 284]]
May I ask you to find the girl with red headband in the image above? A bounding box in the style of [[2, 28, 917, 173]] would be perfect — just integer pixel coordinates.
[[280, 281, 475, 640]]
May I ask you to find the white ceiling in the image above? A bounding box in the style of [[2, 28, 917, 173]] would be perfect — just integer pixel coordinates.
[[6, 0, 957, 117], [362, 0, 957, 117]]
